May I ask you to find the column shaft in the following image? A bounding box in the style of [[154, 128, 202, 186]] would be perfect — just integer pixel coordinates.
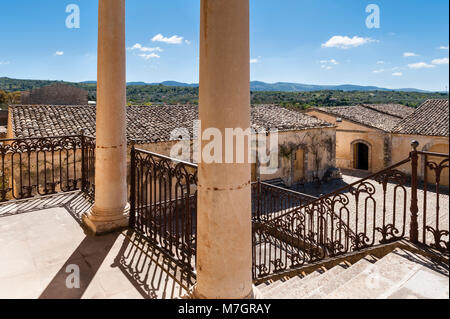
[[83, 0, 128, 234], [195, 0, 253, 299]]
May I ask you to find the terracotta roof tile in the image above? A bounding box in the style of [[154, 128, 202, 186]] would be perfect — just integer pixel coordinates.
[[392, 99, 449, 137], [313, 104, 408, 132], [11, 104, 333, 143]]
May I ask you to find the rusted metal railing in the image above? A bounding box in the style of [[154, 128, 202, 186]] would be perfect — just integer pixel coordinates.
[[0, 132, 95, 202], [253, 141, 448, 280], [416, 148, 449, 251], [128, 141, 448, 281], [129, 144, 198, 272]]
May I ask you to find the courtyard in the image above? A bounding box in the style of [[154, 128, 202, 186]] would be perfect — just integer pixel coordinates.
[[1, 170, 447, 299]]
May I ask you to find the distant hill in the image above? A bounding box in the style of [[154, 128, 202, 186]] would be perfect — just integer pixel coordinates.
[[126, 80, 433, 93], [123, 80, 433, 93], [6, 77, 436, 93], [1, 77, 447, 108]]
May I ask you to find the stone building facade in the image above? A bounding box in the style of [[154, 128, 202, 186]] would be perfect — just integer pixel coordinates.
[[391, 99, 449, 186], [7, 104, 338, 188], [20, 83, 88, 105], [307, 100, 449, 186], [306, 104, 414, 173]]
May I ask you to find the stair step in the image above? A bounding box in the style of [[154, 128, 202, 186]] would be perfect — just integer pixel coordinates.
[[280, 261, 361, 299], [381, 250, 449, 299], [326, 249, 422, 299], [305, 255, 378, 299], [263, 269, 323, 299], [257, 277, 289, 293], [284, 262, 350, 299], [258, 275, 302, 295]]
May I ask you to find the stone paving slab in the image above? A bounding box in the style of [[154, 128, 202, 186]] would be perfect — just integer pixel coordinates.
[[0, 195, 193, 299]]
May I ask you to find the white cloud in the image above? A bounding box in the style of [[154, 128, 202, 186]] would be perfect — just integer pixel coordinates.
[[185, 40, 192, 45], [439, 45, 449, 50], [321, 65, 333, 70], [431, 57, 449, 65], [138, 53, 160, 60], [152, 33, 184, 44], [392, 72, 403, 76], [320, 59, 339, 65], [250, 57, 261, 64], [403, 52, 419, 57], [376, 61, 385, 64], [0, 60, 10, 65], [128, 43, 163, 53], [373, 69, 385, 73], [128, 43, 164, 52], [54, 51, 64, 56], [321, 35, 377, 49], [408, 62, 435, 69]]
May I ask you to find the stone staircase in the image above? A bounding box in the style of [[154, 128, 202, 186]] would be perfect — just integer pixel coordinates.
[[257, 248, 449, 299]]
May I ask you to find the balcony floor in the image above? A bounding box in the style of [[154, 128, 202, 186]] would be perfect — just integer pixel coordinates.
[[0, 192, 194, 299]]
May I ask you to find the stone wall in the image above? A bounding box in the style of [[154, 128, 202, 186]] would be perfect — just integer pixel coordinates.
[[20, 83, 88, 105], [130, 128, 337, 187], [307, 109, 389, 173], [256, 127, 337, 185]]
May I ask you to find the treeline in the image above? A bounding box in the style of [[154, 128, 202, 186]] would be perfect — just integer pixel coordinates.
[[0, 90, 21, 109], [1, 77, 447, 108], [251, 90, 448, 109]]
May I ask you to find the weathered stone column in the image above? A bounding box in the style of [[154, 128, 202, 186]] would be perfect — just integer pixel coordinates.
[[83, 0, 128, 234], [195, 0, 253, 299]]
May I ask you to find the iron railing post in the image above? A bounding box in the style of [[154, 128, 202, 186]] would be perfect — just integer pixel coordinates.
[[257, 178, 261, 220], [129, 140, 136, 228], [79, 129, 86, 193], [409, 140, 419, 244]]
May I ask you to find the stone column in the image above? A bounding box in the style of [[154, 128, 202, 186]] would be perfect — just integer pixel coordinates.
[[195, 0, 253, 299], [83, 0, 128, 234]]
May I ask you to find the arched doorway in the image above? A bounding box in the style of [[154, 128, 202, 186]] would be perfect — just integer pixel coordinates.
[[353, 142, 369, 170]]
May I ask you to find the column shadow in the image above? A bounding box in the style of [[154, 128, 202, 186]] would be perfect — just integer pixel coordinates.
[[39, 232, 119, 299]]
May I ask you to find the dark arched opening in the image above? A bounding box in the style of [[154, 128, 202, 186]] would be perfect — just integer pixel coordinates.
[[354, 143, 369, 170]]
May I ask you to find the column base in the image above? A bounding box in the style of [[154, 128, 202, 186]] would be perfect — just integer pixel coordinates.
[[190, 285, 262, 299], [82, 203, 130, 235]]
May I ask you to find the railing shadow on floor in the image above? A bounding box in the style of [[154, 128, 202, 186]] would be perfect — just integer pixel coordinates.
[[0, 191, 93, 224], [392, 248, 449, 278], [38, 228, 195, 299], [111, 229, 196, 299]]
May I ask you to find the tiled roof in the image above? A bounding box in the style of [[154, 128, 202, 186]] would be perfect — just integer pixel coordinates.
[[313, 104, 407, 132], [10, 104, 333, 143], [359, 104, 415, 118], [392, 99, 449, 137]]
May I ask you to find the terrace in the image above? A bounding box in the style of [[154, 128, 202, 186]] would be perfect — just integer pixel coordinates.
[[0, 0, 448, 299], [0, 133, 448, 298]]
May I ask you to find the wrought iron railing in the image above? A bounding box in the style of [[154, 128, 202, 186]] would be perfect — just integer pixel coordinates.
[[0, 132, 95, 202], [80, 134, 96, 198], [128, 141, 448, 281], [129, 144, 198, 273], [252, 142, 449, 280], [416, 149, 449, 251], [251, 181, 317, 222]]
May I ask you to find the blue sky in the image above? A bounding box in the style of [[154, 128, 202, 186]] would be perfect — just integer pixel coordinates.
[[0, 0, 448, 91]]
